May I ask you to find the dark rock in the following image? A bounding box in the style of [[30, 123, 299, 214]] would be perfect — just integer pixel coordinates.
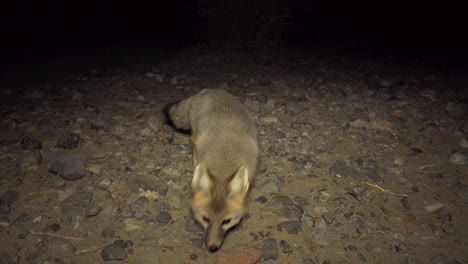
[[18, 233, 26, 239], [262, 238, 278, 260], [265, 196, 304, 220], [255, 196, 268, 204], [347, 245, 357, 251], [113, 240, 133, 249], [190, 238, 203, 249], [302, 258, 315, 264], [13, 213, 31, 225], [56, 131, 82, 149], [20, 136, 42, 150], [361, 168, 382, 182], [294, 196, 310, 207], [330, 161, 366, 181], [132, 196, 149, 219], [344, 212, 354, 220], [269, 131, 286, 142], [348, 186, 374, 202], [400, 198, 411, 210], [278, 221, 302, 234], [102, 228, 115, 238], [156, 212, 172, 224], [101, 244, 127, 261], [185, 218, 203, 233], [280, 240, 293, 253], [322, 212, 336, 224], [49, 156, 86, 181], [85, 205, 103, 217], [93, 111, 112, 130], [121, 205, 133, 218], [63, 192, 93, 208], [399, 255, 409, 264], [43, 224, 60, 233]]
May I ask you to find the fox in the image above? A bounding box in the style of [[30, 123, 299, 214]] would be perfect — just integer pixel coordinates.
[[168, 89, 259, 252]]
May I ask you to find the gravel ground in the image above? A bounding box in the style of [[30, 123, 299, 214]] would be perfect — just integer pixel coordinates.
[[0, 49, 467, 264]]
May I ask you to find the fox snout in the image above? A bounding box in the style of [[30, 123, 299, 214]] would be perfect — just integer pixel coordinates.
[[205, 224, 226, 252]]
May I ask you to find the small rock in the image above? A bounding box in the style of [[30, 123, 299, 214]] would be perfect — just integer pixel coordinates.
[[449, 152, 466, 165], [101, 244, 127, 261], [361, 168, 382, 182], [121, 205, 133, 218], [56, 131, 82, 149], [102, 228, 115, 238], [20, 136, 42, 150], [265, 196, 304, 220], [85, 205, 103, 217], [424, 202, 444, 213], [300, 214, 315, 227], [262, 238, 278, 260], [330, 161, 366, 181], [49, 156, 86, 181], [322, 212, 336, 224], [294, 196, 310, 207], [278, 221, 302, 234], [63, 191, 93, 208], [98, 178, 112, 189], [156, 212, 172, 224], [132, 197, 149, 219], [113, 240, 133, 249], [348, 186, 374, 202], [215, 245, 262, 264], [13, 213, 31, 225], [280, 240, 293, 253], [255, 196, 268, 204], [43, 223, 60, 233]]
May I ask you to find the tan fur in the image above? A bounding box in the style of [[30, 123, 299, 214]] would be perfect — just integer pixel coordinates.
[[169, 89, 259, 252]]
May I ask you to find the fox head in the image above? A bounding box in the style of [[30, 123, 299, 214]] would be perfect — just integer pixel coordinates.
[[191, 163, 250, 252]]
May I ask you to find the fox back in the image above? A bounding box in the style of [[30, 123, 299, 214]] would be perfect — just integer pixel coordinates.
[[169, 89, 259, 252]]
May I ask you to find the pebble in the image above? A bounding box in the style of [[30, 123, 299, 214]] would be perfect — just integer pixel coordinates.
[[102, 228, 115, 238], [448, 152, 466, 165], [49, 156, 87, 181], [113, 240, 134, 249], [361, 168, 382, 182], [43, 223, 60, 233], [85, 205, 103, 217], [278, 221, 302, 234], [348, 186, 374, 202], [300, 214, 315, 227], [19, 136, 42, 150], [330, 161, 366, 181], [215, 245, 262, 264], [322, 212, 336, 224], [431, 254, 448, 264], [280, 240, 293, 253], [255, 196, 268, 204], [156, 212, 172, 224], [56, 131, 82, 149], [101, 244, 127, 261], [424, 202, 444, 213], [262, 238, 278, 260], [265, 196, 304, 220]]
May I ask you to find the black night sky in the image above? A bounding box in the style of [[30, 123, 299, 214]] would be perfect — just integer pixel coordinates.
[[1, 1, 467, 67]]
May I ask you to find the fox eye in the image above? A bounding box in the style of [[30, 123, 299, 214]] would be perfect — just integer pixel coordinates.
[[202, 216, 210, 223], [222, 219, 231, 225]]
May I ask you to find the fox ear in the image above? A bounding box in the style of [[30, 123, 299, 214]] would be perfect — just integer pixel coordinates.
[[228, 166, 250, 196], [192, 163, 212, 192]]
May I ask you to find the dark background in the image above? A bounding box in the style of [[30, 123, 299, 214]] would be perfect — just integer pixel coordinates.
[[1, 0, 467, 66]]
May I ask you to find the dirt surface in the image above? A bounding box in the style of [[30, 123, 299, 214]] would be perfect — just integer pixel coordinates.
[[0, 48, 467, 264]]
